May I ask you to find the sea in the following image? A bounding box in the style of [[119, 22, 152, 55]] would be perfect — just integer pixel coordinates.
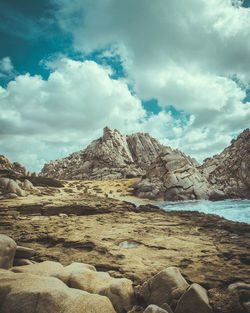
[[156, 199, 250, 225]]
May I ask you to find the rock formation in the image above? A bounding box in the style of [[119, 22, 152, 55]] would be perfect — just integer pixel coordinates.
[[0, 155, 27, 177], [132, 147, 214, 201], [41, 127, 249, 200], [201, 128, 250, 199], [41, 126, 164, 180], [133, 129, 250, 201]]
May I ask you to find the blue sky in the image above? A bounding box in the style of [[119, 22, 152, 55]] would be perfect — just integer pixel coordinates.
[[0, 0, 250, 172]]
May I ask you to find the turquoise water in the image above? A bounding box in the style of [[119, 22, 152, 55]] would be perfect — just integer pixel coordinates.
[[157, 199, 250, 224]]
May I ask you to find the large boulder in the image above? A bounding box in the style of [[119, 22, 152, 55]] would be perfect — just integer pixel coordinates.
[[7, 179, 26, 197], [11, 260, 64, 276], [54, 262, 135, 313], [137, 267, 189, 308], [0, 234, 17, 269], [175, 283, 213, 313], [0, 271, 116, 313]]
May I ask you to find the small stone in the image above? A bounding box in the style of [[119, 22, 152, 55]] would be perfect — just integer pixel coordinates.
[[143, 304, 170, 313], [15, 245, 35, 258]]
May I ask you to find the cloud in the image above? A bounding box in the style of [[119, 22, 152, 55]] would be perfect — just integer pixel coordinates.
[[0, 58, 147, 171], [1, 0, 250, 171], [50, 0, 250, 158], [0, 57, 15, 79]]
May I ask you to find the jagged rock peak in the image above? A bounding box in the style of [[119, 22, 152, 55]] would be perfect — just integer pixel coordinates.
[[40, 127, 164, 180]]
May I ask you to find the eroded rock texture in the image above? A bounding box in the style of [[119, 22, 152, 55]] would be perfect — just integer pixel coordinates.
[[201, 128, 250, 200], [41, 126, 164, 180], [133, 129, 250, 201], [132, 147, 213, 201]]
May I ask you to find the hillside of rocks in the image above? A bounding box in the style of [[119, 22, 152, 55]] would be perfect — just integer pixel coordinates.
[[132, 129, 250, 201], [201, 128, 250, 199], [41, 126, 164, 180]]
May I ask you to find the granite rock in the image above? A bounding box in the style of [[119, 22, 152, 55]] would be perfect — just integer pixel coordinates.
[[0, 234, 17, 269], [41, 126, 164, 180]]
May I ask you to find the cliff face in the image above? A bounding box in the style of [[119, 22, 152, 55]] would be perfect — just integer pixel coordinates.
[[41, 127, 164, 180], [201, 128, 250, 199]]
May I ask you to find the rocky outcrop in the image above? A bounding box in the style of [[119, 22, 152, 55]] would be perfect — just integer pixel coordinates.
[[0, 156, 37, 198], [201, 128, 250, 199], [0, 155, 27, 177], [132, 147, 214, 201], [41, 126, 164, 180], [133, 129, 250, 201]]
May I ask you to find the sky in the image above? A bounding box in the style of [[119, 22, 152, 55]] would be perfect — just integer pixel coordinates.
[[0, 0, 250, 172]]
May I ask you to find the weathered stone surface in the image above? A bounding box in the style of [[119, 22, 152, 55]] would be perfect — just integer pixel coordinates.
[[7, 180, 26, 197], [132, 148, 213, 201], [133, 128, 250, 201], [0, 183, 249, 313], [55, 262, 135, 313], [15, 245, 35, 258], [41, 126, 164, 180], [0, 271, 116, 313], [11, 260, 64, 276], [201, 128, 250, 199], [137, 267, 189, 307], [175, 283, 213, 313], [228, 281, 250, 292], [0, 234, 17, 269], [143, 304, 170, 313], [0, 155, 27, 177], [243, 301, 250, 313], [23, 179, 35, 190]]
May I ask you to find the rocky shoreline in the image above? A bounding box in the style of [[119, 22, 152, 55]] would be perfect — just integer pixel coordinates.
[[0, 186, 250, 312]]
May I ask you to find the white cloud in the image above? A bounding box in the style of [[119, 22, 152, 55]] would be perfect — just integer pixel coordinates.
[[1, 0, 250, 171], [0, 56, 14, 78], [50, 0, 250, 160], [0, 58, 147, 171]]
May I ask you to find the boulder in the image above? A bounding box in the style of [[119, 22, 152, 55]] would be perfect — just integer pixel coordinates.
[[7, 180, 26, 197], [54, 262, 135, 313], [175, 283, 213, 313], [11, 260, 64, 276], [13, 258, 35, 266], [243, 301, 250, 313], [143, 304, 170, 313], [15, 245, 35, 259], [0, 234, 17, 269], [23, 179, 35, 190], [0, 271, 116, 313], [228, 281, 250, 292], [0, 178, 10, 189], [137, 267, 189, 307]]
